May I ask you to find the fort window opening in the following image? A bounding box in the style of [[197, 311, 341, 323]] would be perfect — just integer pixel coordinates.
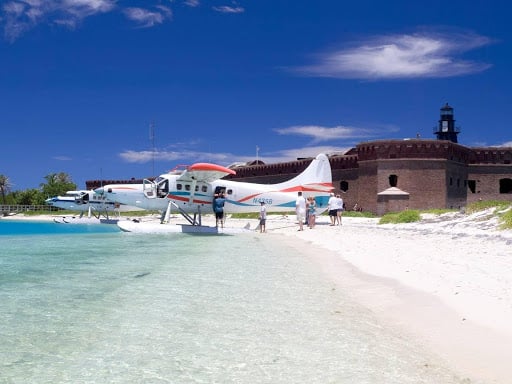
[[388, 174, 398, 187], [499, 178, 512, 194], [468, 180, 476, 193], [340, 181, 349, 192]]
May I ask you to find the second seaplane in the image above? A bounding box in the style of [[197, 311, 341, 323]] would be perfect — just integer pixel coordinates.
[[95, 153, 333, 233], [45, 190, 144, 223]]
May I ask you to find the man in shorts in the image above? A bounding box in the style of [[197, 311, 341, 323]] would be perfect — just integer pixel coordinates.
[[327, 193, 337, 226]]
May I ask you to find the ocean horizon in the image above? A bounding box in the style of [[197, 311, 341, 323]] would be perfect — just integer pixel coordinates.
[[0, 220, 468, 383]]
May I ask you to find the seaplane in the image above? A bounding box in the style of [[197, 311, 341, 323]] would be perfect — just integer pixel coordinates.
[[95, 153, 333, 234], [45, 190, 143, 223]]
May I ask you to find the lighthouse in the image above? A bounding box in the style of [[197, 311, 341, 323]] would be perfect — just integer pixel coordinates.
[[434, 103, 460, 143]]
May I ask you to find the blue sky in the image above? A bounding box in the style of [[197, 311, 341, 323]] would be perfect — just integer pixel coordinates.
[[1, 0, 511, 191]]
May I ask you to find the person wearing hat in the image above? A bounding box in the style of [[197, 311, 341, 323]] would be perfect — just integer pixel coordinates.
[[259, 200, 267, 233]]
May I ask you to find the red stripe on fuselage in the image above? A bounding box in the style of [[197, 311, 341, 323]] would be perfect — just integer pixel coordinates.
[[168, 194, 212, 205], [237, 184, 333, 203]]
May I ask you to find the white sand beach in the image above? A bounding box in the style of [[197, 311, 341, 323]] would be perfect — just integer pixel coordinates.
[[264, 212, 512, 384], [5, 210, 512, 383]]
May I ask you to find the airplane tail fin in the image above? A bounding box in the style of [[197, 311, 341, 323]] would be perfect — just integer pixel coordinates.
[[273, 153, 333, 194]]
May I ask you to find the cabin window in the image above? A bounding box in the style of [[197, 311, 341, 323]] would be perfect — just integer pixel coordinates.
[[227, 189, 233, 195], [177, 184, 182, 190], [201, 185, 208, 193], [195, 185, 199, 192], [185, 184, 191, 191]]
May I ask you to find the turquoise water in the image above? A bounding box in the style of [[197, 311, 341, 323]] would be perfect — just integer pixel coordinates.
[[0, 220, 119, 236], [0, 221, 469, 383]]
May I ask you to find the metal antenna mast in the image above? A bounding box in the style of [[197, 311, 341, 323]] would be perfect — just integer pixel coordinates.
[[149, 121, 155, 176]]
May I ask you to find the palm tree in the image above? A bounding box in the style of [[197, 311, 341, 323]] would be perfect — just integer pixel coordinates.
[[41, 172, 76, 198], [0, 174, 12, 204]]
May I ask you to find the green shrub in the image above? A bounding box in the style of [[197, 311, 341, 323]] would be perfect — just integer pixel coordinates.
[[466, 200, 511, 214], [342, 210, 377, 218], [420, 208, 457, 215], [499, 208, 512, 230], [379, 209, 421, 224]]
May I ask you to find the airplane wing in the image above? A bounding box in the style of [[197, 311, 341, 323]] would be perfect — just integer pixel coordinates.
[[176, 163, 236, 183]]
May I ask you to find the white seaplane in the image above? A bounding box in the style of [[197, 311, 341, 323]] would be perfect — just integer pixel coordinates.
[[45, 190, 143, 223], [95, 153, 333, 234]]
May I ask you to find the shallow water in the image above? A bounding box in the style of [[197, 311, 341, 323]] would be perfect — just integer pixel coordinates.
[[0, 221, 469, 383]]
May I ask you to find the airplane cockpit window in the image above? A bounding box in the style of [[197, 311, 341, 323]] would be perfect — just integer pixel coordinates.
[[177, 184, 182, 190], [156, 178, 169, 197]]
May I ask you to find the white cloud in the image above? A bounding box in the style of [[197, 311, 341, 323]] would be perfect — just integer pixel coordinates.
[[62, 0, 116, 17], [119, 122, 393, 167], [119, 146, 353, 169], [212, 5, 244, 14], [53, 155, 73, 161], [183, 0, 199, 7], [1, 0, 246, 40], [119, 149, 230, 164], [1, 0, 116, 41], [275, 124, 395, 143], [123, 6, 172, 28], [295, 31, 492, 80]]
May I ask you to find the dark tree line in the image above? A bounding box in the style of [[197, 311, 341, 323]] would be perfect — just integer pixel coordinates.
[[0, 172, 77, 205]]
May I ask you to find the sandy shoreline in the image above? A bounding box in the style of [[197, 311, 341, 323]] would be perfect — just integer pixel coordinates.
[[269, 213, 512, 384], [4, 211, 512, 383]]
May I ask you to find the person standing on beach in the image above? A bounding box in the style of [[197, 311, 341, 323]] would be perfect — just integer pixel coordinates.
[[327, 193, 337, 226], [308, 196, 316, 229], [213, 193, 226, 228], [295, 191, 306, 231], [259, 201, 267, 233], [335, 194, 344, 225]]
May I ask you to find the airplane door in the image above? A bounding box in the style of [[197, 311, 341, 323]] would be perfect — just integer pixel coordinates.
[[214, 186, 226, 195], [143, 179, 157, 198]]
